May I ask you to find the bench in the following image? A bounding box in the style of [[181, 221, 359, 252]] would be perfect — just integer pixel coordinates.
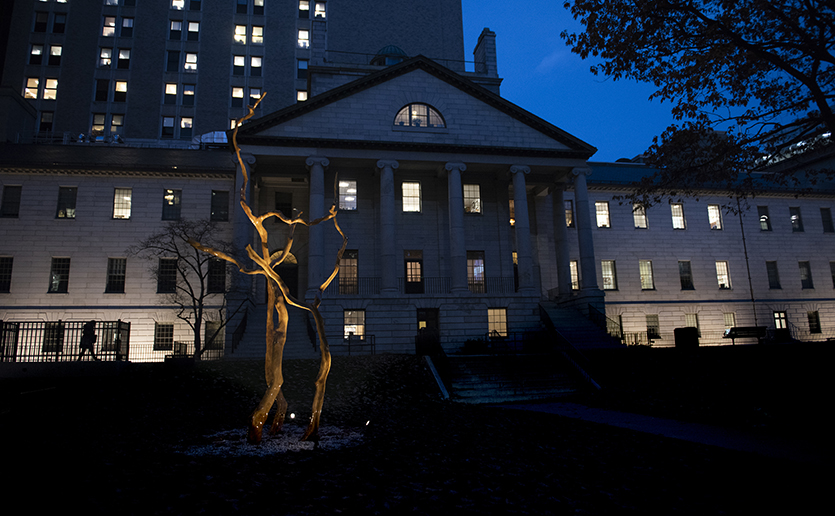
[[723, 326, 766, 345]]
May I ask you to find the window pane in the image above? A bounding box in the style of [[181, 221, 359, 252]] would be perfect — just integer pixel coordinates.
[[339, 250, 358, 294], [106, 258, 126, 293], [671, 204, 685, 229], [162, 189, 181, 220], [158, 258, 178, 293], [679, 261, 693, 289], [708, 205, 722, 229], [633, 204, 647, 228], [113, 188, 132, 219], [570, 260, 579, 290], [49, 257, 70, 293], [56, 186, 77, 218], [716, 261, 731, 289], [343, 309, 365, 339], [207, 258, 226, 293], [758, 206, 771, 231], [0, 257, 13, 293], [488, 308, 507, 337], [799, 261, 814, 289], [766, 261, 781, 289], [467, 251, 485, 293], [211, 190, 229, 221], [463, 184, 481, 213], [790, 207, 803, 232], [822, 208, 835, 233], [601, 260, 617, 290], [154, 323, 174, 351], [339, 180, 357, 211], [2, 185, 22, 218], [639, 260, 654, 289], [402, 182, 421, 212], [595, 201, 610, 228]]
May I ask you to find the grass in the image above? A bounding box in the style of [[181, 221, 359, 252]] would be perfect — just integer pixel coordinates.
[[1, 344, 829, 515]]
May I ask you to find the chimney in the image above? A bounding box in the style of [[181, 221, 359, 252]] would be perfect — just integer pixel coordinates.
[[473, 28, 498, 77]]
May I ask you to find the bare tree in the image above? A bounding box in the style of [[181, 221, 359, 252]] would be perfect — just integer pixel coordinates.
[[190, 95, 347, 444], [129, 219, 240, 359]]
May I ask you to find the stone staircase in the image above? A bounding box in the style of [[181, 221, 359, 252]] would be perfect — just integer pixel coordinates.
[[446, 354, 583, 404], [226, 305, 318, 360], [539, 302, 624, 349]]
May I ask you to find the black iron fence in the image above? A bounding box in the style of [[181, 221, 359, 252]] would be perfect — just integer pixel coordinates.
[[0, 320, 130, 363]]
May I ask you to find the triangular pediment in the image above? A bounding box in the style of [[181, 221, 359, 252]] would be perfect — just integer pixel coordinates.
[[236, 56, 596, 159]]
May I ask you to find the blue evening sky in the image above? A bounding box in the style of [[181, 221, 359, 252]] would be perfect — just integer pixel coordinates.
[[461, 1, 679, 162]]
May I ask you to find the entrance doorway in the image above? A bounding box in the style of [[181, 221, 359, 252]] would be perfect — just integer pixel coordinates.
[[415, 308, 440, 354]]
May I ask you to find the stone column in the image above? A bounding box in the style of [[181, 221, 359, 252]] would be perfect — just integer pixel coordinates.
[[572, 167, 599, 291], [551, 184, 572, 297], [305, 156, 329, 299], [377, 160, 399, 295], [511, 165, 536, 294], [446, 162, 468, 293]]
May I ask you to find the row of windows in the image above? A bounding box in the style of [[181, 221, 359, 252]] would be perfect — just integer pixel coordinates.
[[341, 307, 506, 341], [29, 44, 62, 66], [23, 77, 58, 100], [102, 15, 134, 37], [641, 310, 822, 340], [33, 12, 67, 34], [592, 202, 834, 233], [334, 181, 478, 213], [0, 185, 228, 221], [587, 259, 830, 292], [0, 256, 225, 295], [153, 320, 224, 352]]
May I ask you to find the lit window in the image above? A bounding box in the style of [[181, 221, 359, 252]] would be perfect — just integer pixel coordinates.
[[171, 0, 184, 9], [56, 186, 77, 219], [671, 203, 685, 229], [0, 257, 12, 293], [639, 260, 654, 290], [685, 313, 700, 336], [162, 116, 175, 138], [211, 190, 229, 221], [252, 26, 263, 44], [394, 103, 445, 128], [24, 78, 39, 99], [180, 117, 193, 139], [633, 204, 647, 228], [790, 207, 803, 232], [646, 314, 660, 339], [569, 260, 579, 290], [53, 13, 66, 33], [488, 308, 507, 337], [766, 261, 781, 289], [343, 310, 365, 339], [162, 189, 181, 220], [723, 312, 736, 329], [298, 29, 309, 48], [164, 83, 177, 104], [679, 260, 694, 289], [111, 114, 124, 134], [339, 180, 357, 210], [464, 184, 481, 213], [467, 251, 485, 293], [100, 48, 112, 67], [249, 88, 261, 106], [254, 0, 264, 15], [773, 311, 787, 329], [821, 208, 834, 233], [106, 258, 127, 293], [30, 44, 44, 65], [113, 188, 132, 219], [404, 250, 423, 294], [184, 53, 197, 71], [158, 258, 177, 293], [154, 323, 174, 351], [315, 2, 326, 18], [1, 186, 22, 218], [708, 204, 722, 230], [339, 250, 358, 294], [48, 45, 62, 66], [234, 25, 246, 44], [91, 113, 106, 135], [114, 81, 127, 102], [43, 78, 58, 99], [808, 311, 822, 333], [117, 49, 130, 69], [48, 258, 70, 293], [299, 1, 309, 18], [207, 258, 226, 293], [402, 182, 421, 212], [799, 261, 814, 289], [233, 55, 245, 76], [121, 18, 134, 38], [601, 260, 617, 290], [296, 90, 308, 102], [715, 261, 731, 289], [170, 20, 182, 39], [297, 59, 308, 79], [565, 200, 574, 228], [187, 21, 199, 41], [103, 16, 116, 37], [595, 201, 610, 228], [106, 0, 120, 6], [231, 87, 244, 107], [183, 84, 195, 105], [758, 206, 771, 231], [250, 56, 262, 76], [508, 199, 515, 226]]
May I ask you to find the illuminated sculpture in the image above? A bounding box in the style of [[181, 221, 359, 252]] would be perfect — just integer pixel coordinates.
[[190, 96, 347, 444]]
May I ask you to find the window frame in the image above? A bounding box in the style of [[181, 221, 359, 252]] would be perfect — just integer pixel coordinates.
[[678, 260, 694, 290], [646, 314, 661, 339], [401, 181, 421, 213], [112, 188, 132, 219], [565, 200, 575, 228], [467, 251, 485, 294], [808, 311, 822, 334], [343, 309, 365, 340], [157, 258, 178, 293], [1, 185, 22, 218], [0, 257, 13, 293], [404, 250, 424, 294], [601, 260, 617, 290], [758, 206, 772, 231], [153, 323, 174, 351], [715, 261, 731, 289], [639, 260, 655, 290], [210, 190, 229, 221], [708, 204, 722, 230], [790, 207, 804, 232], [766, 261, 781, 289], [56, 186, 77, 219], [671, 203, 686, 229], [105, 257, 127, 293], [799, 261, 814, 289], [463, 184, 481, 214], [48, 257, 70, 293], [821, 208, 834, 233], [595, 201, 610, 228], [207, 258, 226, 293], [393, 103, 446, 128], [338, 180, 357, 211], [569, 260, 580, 290], [339, 250, 358, 295], [162, 189, 182, 220], [633, 204, 647, 229], [488, 308, 508, 337]]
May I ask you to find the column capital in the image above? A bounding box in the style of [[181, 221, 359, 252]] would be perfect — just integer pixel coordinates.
[[444, 162, 467, 173], [571, 166, 592, 178], [510, 165, 530, 175], [232, 153, 256, 166], [376, 159, 400, 170], [305, 156, 330, 169]]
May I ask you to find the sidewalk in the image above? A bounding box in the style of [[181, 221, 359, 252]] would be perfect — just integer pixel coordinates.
[[498, 401, 827, 464]]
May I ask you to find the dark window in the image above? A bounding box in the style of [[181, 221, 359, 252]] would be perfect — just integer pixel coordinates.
[[53, 13, 66, 33], [56, 187, 77, 219], [183, 85, 195, 106], [158, 258, 177, 293], [121, 18, 134, 37], [161, 116, 175, 138], [274, 191, 293, 217], [678, 261, 694, 290], [205, 321, 224, 350], [821, 208, 834, 233], [34, 12, 48, 32], [808, 311, 822, 334], [39, 112, 54, 133], [153, 323, 174, 351], [646, 314, 660, 339], [237, 0, 248, 13], [207, 258, 226, 293], [189, 0, 201, 10], [254, 0, 264, 15], [0, 257, 12, 293], [95, 79, 109, 101], [766, 261, 781, 289], [48, 257, 70, 293], [106, 258, 126, 293], [758, 206, 771, 231], [162, 189, 181, 220], [1, 186, 22, 218], [43, 321, 65, 353], [405, 250, 424, 294], [790, 207, 803, 232], [167, 51, 180, 72], [297, 59, 308, 79], [169, 20, 182, 40], [799, 261, 814, 288], [339, 250, 358, 294], [211, 190, 229, 221]]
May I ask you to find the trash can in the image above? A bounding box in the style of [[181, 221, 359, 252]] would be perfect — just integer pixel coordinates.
[[674, 327, 699, 350]]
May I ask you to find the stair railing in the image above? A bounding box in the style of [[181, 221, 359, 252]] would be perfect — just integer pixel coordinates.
[[588, 304, 623, 340]]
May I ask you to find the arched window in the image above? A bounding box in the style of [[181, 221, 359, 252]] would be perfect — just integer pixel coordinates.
[[394, 103, 445, 128]]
